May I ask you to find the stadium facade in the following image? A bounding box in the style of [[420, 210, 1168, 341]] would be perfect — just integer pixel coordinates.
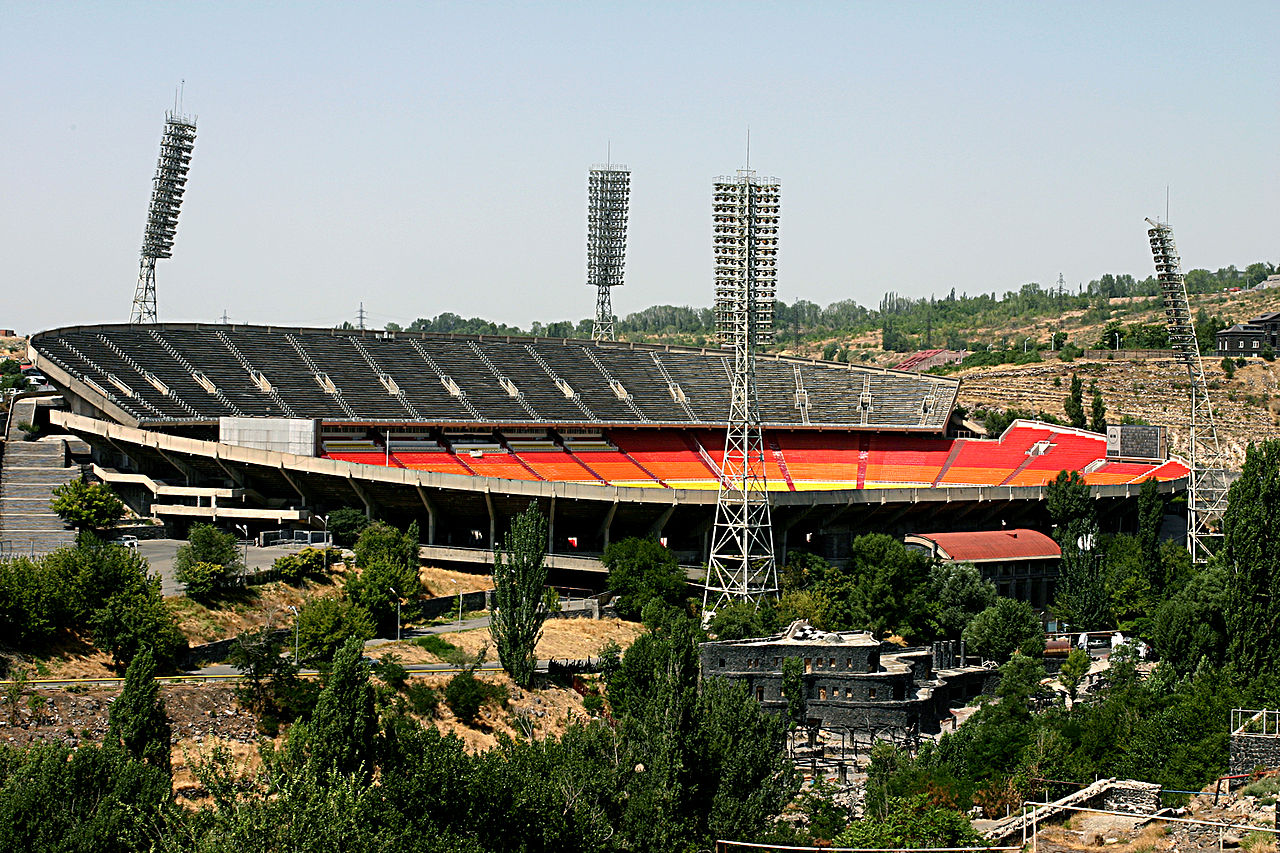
[[29, 323, 1188, 569]]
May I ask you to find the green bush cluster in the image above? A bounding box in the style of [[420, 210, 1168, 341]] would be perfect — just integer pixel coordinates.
[[0, 534, 185, 670], [272, 546, 341, 584]]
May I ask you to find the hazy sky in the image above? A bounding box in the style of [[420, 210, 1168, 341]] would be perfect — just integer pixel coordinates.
[[3, 2, 1276, 334]]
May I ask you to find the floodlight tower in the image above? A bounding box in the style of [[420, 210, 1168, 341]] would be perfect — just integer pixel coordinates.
[[702, 170, 780, 618], [586, 163, 630, 340], [1145, 218, 1229, 562], [131, 109, 197, 324]]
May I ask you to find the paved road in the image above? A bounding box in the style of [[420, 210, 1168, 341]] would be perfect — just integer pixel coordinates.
[[138, 538, 327, 597]]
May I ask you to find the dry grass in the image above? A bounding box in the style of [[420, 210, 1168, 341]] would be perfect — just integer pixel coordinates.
[[167, 579, 333, 645], [418, 566, 493, 596], [422, 617, 644, 661]]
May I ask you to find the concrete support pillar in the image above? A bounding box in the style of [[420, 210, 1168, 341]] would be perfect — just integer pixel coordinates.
[[647, 503, 676, 539], [484, 489, 496, 550], [416, 485, 437, 545], [547, 494, 556, 553], [346, 477, 375, 518], [598, 500, 618, 552]]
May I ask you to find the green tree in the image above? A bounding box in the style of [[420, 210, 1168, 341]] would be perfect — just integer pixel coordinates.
[[708, 599, 766, 640], [326, 507, 369, 547], [344, 521, 420, 635], [1054, 532, 1110, 631], [1224, 440, 1280, 675], [489, 504, 552, 688], [49, 479, 126, 531], [814, 534, 932, 637], [292, 635, 378, 779], [1136, 478, 1166, 595], [105, 648, 172, 773], [1154, 564, 1228, 675], [89, 575, 187, 670], [1221, 356, 1236, 379], [229, 624, 305, 718], [602, 537, 688, 620], [1047, 469, 1094, 541], [836, 795, 982, 849], [1090, 387, 1107, 432], [294, 595, 375, 664], [174, 524, 242, 599], [1059, 647, 1091, 705], [925, 562, 997, 640], [962, 598, 1043, 662], [781, 656, 807, 730], [1064, 373, 1086, 428]]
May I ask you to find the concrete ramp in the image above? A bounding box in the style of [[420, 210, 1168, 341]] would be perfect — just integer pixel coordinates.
[[983, 778, 1162, 844]]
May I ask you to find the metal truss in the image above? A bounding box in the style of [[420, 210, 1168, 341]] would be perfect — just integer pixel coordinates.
[[1146, 219, 1229, 562], [703, 171, 780, 617], [587, 165, 629, 341], [132, 111, 196, 324]]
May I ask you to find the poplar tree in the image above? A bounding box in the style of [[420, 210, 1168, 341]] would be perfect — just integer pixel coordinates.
[[490, 504, 552, 687], [106, 648, 172, 773], [1225, 440, 1280, 675]]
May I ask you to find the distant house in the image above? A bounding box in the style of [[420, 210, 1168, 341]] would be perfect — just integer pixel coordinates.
[[1217, 312, 1280, 357], [903, 528, 1061, 607]]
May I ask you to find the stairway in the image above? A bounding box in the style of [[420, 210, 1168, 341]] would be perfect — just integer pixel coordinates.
[[0, 399, 77, 556]]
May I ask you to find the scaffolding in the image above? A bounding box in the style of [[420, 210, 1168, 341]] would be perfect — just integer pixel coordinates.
[[131, 111, 197, 324], [703, 171, 780, 617], [1145, 219, 1228, 562], [586, 165, 630, 341]]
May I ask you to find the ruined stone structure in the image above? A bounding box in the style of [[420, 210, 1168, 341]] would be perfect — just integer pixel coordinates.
[[698, 621, 997, 737]]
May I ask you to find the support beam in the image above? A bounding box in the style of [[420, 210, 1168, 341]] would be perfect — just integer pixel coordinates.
[[416, 485, 438, 545], [347, 476, 375, 518], [547, 494, 556, 553], [647, 503, 676, 539], [279, 466, 310, 505], [597, 499, 619, 551], [484, 489, 496, 550]]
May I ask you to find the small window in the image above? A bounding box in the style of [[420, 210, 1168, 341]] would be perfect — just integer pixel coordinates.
[[756, 686, 764, 701], [869, 687, 878, 700], [819, 688, 827, 700], [845, 688, 853, 699], [846, 657, 852, 669], [829, 657, 836, 668], [719, 658, 726, 668], [804, 658, 812, 673]]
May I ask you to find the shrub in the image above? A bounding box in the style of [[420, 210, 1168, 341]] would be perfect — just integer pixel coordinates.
[[174, 524, 242, 599], [414, 635, 471, 665], [326, 508, 370, 547], [406, 682, 439, 716], [295, 596, 375, 664], [444, 669, 506, 725], [602, 537, 688, 620], [50, 480, 126, 531], [373, 653, 408, 690]]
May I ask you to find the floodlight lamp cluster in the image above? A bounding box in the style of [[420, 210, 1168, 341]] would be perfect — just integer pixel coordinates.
[[1146, 222, 1198, 356], [141, 112, 197, 260], [587, 167, 630, 290], [713, 175, 779, 345]]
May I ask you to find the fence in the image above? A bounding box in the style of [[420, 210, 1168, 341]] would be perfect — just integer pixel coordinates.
[[259, 529, 331, 547]]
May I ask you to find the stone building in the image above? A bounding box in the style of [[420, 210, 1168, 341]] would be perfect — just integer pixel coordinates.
[[699, 621, 997, 737], [1216, 311, 1280, 357]]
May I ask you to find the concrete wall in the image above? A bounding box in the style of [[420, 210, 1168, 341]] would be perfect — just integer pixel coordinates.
[[1230, 735, 1280, 777], [220, 417, 319, 456]]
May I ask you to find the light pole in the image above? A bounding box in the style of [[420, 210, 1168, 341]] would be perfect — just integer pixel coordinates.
[[450, 578, 461, 625], [390, 586, 401, 642], [288, 605, 300, 661], [318, 514, 330, 573], [234, 524, 249, 579], [1114, 332, 1120, 351]]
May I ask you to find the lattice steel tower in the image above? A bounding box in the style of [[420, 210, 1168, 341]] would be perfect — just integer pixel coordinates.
[[586, 164, 630, 341], [1146, 218, 1229, 562], [702, 170, 780, 617], [131, 110, 197, 324]]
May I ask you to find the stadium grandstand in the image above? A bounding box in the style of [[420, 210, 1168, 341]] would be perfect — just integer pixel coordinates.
[[28, 323, 1188, 569]]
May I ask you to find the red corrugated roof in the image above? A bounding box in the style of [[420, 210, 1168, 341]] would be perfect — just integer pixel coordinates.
[[913, 528, 1060, 562]]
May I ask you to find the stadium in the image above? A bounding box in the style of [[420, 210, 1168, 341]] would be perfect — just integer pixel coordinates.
[[28, 321, 1187, 571]]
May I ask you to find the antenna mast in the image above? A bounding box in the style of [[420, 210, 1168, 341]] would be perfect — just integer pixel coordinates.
[[703, 166, 780, 618], [131, 100, 197, 324], [1145, 217, 1228, 562], [586, 158, 630, 341]]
